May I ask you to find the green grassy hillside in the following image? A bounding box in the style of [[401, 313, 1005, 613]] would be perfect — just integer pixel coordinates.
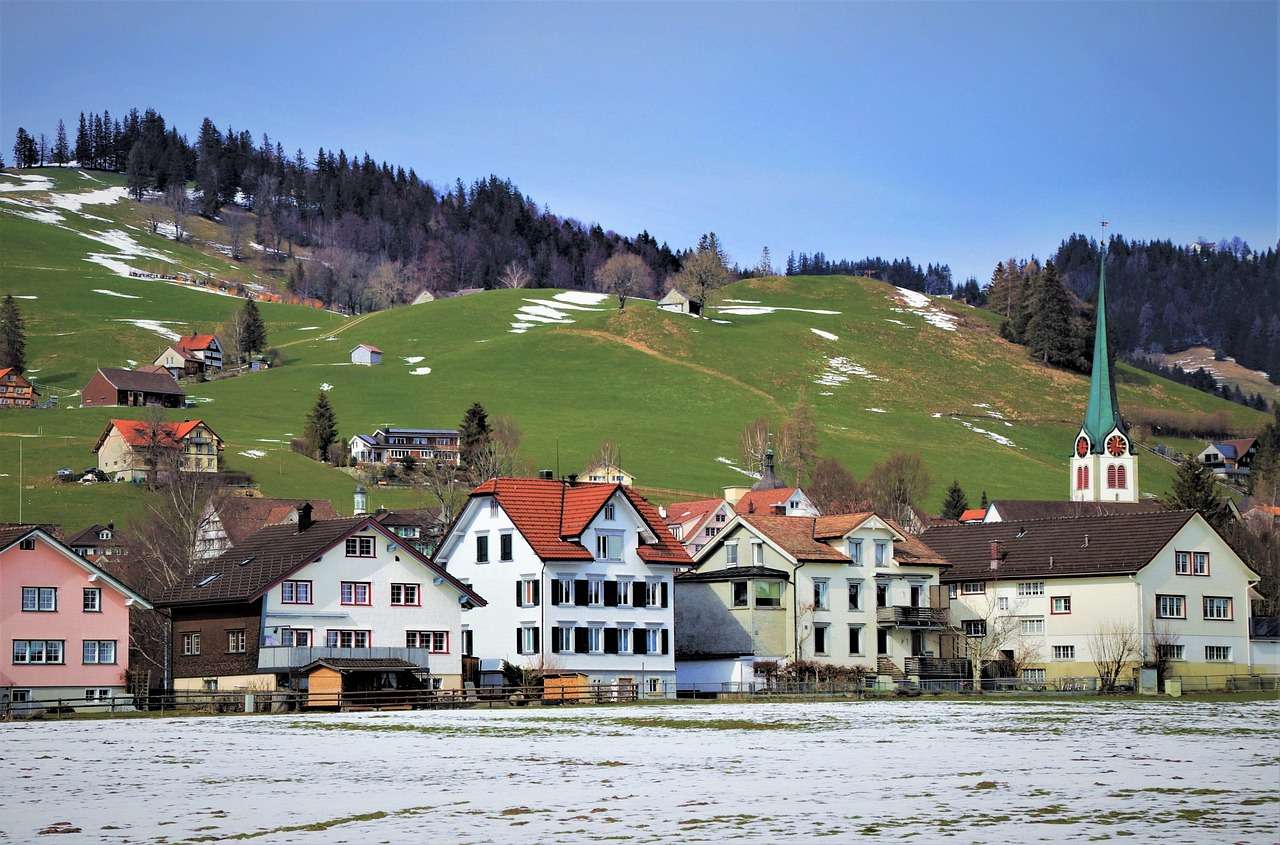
[[0, 168, 1267, 530]]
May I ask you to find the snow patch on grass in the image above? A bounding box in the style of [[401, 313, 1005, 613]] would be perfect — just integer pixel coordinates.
[[866, 407, 887, 413], [409, 367, 432, 375], [815, 356, 884, 387], [524, 297, 604, 312], [238, 449, 267, 459], [810, 328, 838, 341], [112, 319, 185, 341], [403, 356, 424, 364], [92, 288, 141, 299], [953, 417, 1017, 448], [48, 186, 128, 214], [715, 456, 761, 479], [0, 197, 65, 224], [0, 173, 54, 192], [296, 326, 319, 331], [715, 305, 842, 316], [320, 383, 333, 391], [553, 290, 609, 305], [893, 287, 959, 331]]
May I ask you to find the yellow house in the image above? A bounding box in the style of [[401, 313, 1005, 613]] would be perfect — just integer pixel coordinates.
[[922, 510, 1260, 687], [581, 461, 634, 487], [93, 418, 223, 481], [675, 512, 956, 688]]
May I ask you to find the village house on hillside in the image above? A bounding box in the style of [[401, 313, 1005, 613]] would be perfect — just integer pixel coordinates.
[[81, 367, 186, 408], [678, 512, 953, 689], [433, 476, 692, 697], [657, 288, 700, 316], [1196, 437, 1258, 482], [0, 367, 37, 408], [349, 427, 461, 466], [0, 525, 152, 711], [175, 333, 223, 373], [93, 418, 223, 482], [194, 496, 340, 561], [156, 506, 485, 695], [350, 343, 382, 366], [582, 461, 634, 487], [152, 345, 203, 380], [66, 523, 130, 562], [922, 511, 1260, 686]]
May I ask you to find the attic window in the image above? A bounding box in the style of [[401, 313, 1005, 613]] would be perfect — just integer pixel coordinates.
[[19, 538, 36, 551], [197, 573, 221, 588], [238, 557, 254, 567]]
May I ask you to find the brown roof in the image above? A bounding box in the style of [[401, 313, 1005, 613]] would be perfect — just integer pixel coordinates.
[[734, 487, 801, 516], [93, 367, 185, 395], [676, 565, 791, 583], [813, 512, 875, 538], [303, 658, 419, 672], [921, 510, 1200, 582], [987, 500, 1164, 522], [467, 478, 691, 565], [739, 514, 848, 562], [158, 516, 485, 606], [214, 497, 339, 546]]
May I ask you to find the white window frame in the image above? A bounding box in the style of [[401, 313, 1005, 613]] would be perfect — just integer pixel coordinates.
[[1156, 594, 1185, 619], [813, 579, 829, 611], [587, 579, 604, 607], [751, 541, 764, 566], [874, 540, 888, 567], [595, 530, 623, 561], [961, 581, 984, 595], [847, 539, 862, 565], [725, 542, 739, 566], [617, 626, 633, 654], [1020, 617, 1045, 636], [1015, 581, 1044, 597], [1204, 645, 1232, 662], [1052, 644, 1075, 660], [813, 622, 830, 656], [587, 626, 604, 654], [847, 580, 862, 611], [182, 632, 201, 656]]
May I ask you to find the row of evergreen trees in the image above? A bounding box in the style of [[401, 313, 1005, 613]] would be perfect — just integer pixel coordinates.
[[987, 258, 1092, 372], [778, 251, 954, 295], [1123, 354, 1272, 412]]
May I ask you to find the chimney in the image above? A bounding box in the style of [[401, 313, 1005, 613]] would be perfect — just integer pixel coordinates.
[[353, 484, 368, 516], [107, 522, 114, 532], [297, 502, 314, 532], [1082, 534, 1089, 549], [566, 473, 579, 486], [989, 539, 1001, 571], [723, 485, 750, 506], [538, 469, 554, 480]]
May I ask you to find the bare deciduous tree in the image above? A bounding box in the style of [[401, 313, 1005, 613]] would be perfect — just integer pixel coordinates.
[[164, 182, 189, 243], [467, 414, 525, 484], [739, 417, 772, 476], [807, 457, 870, 514], [1090, 620, 1140, 693], [225, 209, 246, 260], [778, 397, 818, 487], [1145, 616, 1183, 688], [594, 253, 653, 310], [499, 261, 532, 290], [955, 588, 1024, 692], [867, 452, 931, 526], [423, 461, 470, 530], [670, 246, 731, 313], [593, 439, 622, 472]]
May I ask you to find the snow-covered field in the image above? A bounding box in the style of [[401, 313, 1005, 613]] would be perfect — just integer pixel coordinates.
[[1, 699, 1276, 843]]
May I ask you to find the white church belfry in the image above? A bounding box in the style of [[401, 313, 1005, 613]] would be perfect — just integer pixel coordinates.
[[1070, 241, 1137, 503]]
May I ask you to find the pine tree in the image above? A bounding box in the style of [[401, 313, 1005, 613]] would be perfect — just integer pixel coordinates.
[[758, 246, 773, 276], [0, 295, 28, 373], [940, 479, 969, 520], [240, 299, 267, 354], [1163, 458, 1231, 531], [1026, 260, 1075, 365], [53, 119, 69, 165], [74, 112, 89, 165], [460, 402, 492, 468], [126, 142, 148, 200], [304, 391, 338, 461], [980, 490, 989, 508]]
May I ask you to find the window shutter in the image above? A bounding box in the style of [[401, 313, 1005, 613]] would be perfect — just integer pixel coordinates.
[[634, 631, 648, 655], [604, 628, 618, 654], [604, 581, 618, 607], [516, 581, 522, 607], [633, 586, 645, 608], [516, 628, 522, 654], [532, 627, 540, 654], [532, 580, 540, 606], [574, 579, 589, 606], [574, 626, 588, 654], [661, 582, 669, 608], [661, 629, 669, 655]]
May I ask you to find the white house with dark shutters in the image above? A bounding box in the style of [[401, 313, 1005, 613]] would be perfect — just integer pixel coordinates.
[[433, 476, 692, 696]]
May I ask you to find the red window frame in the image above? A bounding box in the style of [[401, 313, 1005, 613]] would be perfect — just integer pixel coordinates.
[[344, 536, 375, 558], [1050, 595, 1072, 615], [281, 580, 313, 605], [390, 583, 421, 606], [1115, 464, 1126, 488], [1075, 465, 1089, 491], [406, 630, 449, 653], [340, 581, 372, 606], [1106, 465, 1118, 489], [326, 629, 371, 648]]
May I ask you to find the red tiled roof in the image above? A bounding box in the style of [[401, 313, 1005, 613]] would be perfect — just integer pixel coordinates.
[[959, 508, 987, 522], [469, 478, 692, 565], [664, 498, 723, 525], [175, 334, 217, 352], [97, 418, 219, 450], [734, 487, 800, 516], [813, 512, 875, 538], [739, 514, 848, 562], [355, 343, 383, 353]]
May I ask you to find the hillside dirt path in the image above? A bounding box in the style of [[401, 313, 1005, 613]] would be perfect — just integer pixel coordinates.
[[275, 312, 375, 350], [559, 328, 782, 410]]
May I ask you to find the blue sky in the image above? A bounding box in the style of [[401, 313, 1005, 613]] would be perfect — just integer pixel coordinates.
[[2, 1, 1274, 281]]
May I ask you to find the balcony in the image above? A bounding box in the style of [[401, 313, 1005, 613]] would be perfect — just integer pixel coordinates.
[[903, 656, 971, 678], [257, 646, 434, 672], [876, 605, 948, 629]]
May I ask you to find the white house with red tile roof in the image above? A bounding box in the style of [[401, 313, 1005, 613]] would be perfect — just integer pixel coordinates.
[[662, 497, 736, 555], [94, 418, 223, 481], [173, 333, 223, 372], [350, 343, 383, 366], [433, 477, 692, 696]]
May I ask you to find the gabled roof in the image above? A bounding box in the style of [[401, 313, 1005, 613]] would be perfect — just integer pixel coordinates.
[[676, 565, 791, 583], [1212, 437, 1257, 460], [303, 657, 419, 672], [922, 511, 1202, 581], [66, 523, 123, 548], [739, 514, 849, 562], [174, 333, 218, 352], [0, 366, 29, 382], [959, 508, 987, 523], [213, 497, 339, 547], [734, 487, 801, 516], [465, 478, 691, 565], [665, 498, 723, 525], [158, 345, 198, 363], [658, 288, 690, 304], [93, 367, 185, 395], [159, 516, 485, 607], [353, 343, 383, 354], [813, 512, 875, 538], [374, 507, 442, 531], [987, 500, 1163, 522], [95, 418, 219, 451], [0, 526, 152, 608]]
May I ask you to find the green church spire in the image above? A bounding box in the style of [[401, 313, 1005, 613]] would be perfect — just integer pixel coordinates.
[[1080, 239, 1125, 452]]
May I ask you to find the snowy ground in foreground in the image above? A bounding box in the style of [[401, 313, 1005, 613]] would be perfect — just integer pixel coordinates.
[[1, 699, 1277, 843]]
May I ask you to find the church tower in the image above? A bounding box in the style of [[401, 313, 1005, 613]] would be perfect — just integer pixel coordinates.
[[1069, 239, 1138, 502]]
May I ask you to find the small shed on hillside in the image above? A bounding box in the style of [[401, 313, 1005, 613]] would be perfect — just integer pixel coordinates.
[[350, 343, 383, 366], [657, 288, 701, 316]]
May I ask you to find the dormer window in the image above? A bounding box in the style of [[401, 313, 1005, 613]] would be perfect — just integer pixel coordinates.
[[603, 504, 616, 521], [99, 530, 111, 540]]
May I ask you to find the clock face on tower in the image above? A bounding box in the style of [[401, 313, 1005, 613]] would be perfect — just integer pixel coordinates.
[[1075, 437, 1089, 458], [1107, 434, 1126, 457]]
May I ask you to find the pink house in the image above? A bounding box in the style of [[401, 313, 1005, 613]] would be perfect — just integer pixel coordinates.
[[1, 525, 151, 711]]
